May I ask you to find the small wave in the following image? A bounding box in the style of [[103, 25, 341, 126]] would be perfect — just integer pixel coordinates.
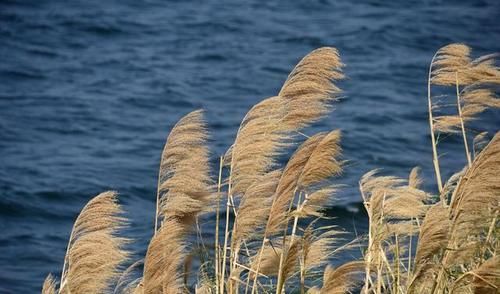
[[0, 69, 44, 80]]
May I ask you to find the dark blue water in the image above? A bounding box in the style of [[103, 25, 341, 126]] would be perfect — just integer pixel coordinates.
[[1, 0, 499, 292]]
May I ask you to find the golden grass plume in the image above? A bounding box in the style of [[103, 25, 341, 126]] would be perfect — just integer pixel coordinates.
[[60, 191, 129, 294], [157, 109, 212, 227]]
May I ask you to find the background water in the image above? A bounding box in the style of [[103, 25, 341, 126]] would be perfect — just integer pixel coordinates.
[[1, 0, 499, 292]]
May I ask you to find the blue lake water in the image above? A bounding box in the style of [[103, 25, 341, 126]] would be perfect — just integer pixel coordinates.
[[0, 0, 499, 292]]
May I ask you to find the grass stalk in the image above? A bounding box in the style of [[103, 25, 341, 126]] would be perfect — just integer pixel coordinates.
[[276, 189, 301, 294], [360, 182, 372, 294], [154, 169, 162, 234], [224, 183, 254, 293], [299, 257, 306, 294], [394, 234, 400, 294], [481, 212, 497, 261], [215, 156, 223, 293], [455, 72, 472, 167], [58, 229, 73, 294], [250, 237, 267, 294], [407, 219, 413, 286], [289, 192, 304, 242], [220, 172, 233, 294], [427, 53, 444, 194]]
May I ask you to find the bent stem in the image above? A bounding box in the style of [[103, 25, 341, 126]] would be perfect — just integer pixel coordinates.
[[427, 53, 444, 194], [481, 211, 497, 262], [455, 72, 472, 167], [154, 141, 170, 234], [59, 229, 74, 293], [289, 192, 304, 243], [154, 170, 161, 234]]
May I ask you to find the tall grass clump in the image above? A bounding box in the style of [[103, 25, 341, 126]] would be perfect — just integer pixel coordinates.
[[42, 45, 499, 294]]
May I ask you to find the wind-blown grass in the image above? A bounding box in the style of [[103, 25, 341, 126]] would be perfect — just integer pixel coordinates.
[[43, 191, 129, 294], [42, 45, 499, 294]]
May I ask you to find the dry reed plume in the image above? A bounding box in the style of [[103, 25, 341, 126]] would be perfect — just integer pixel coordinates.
[[43, 45, 499, 294], [43, 191, 129, 294]]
